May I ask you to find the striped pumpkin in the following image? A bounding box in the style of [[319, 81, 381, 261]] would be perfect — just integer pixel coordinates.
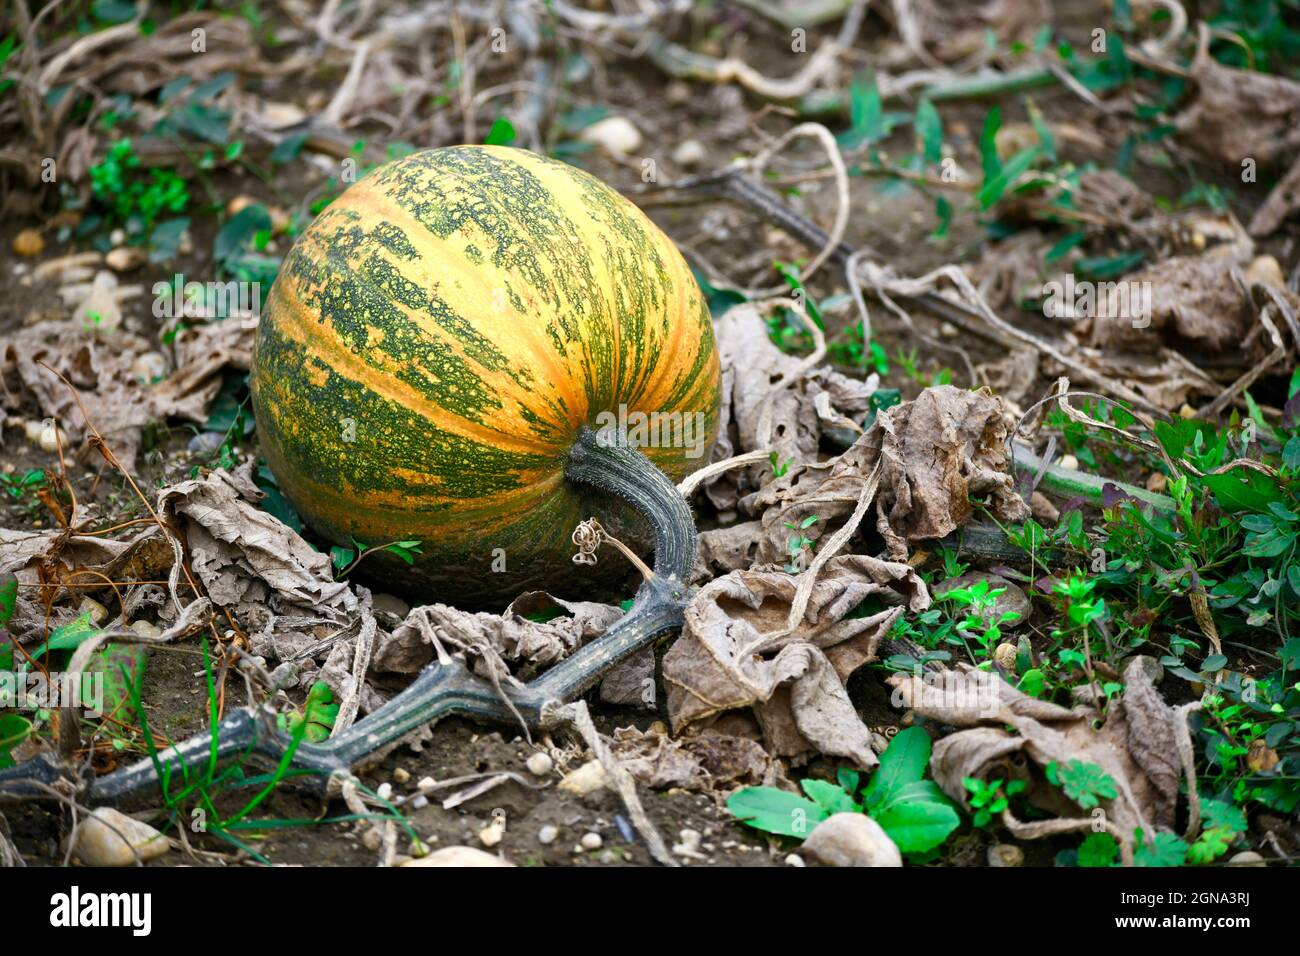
[[251, 145, 720, 607]]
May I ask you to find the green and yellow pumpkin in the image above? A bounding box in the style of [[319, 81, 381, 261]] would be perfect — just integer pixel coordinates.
[[251, 145, 720, 607]]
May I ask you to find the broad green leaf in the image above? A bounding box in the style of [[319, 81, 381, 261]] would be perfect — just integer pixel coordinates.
[[873, 799, 960, 853], [0, 713, 32, 769], [801, 779, 859, 815], [86, 643, 147, 725], [727, 787, 828, 838], [863, 726, 931, 809], [0, 572, 16, 628], [1201, 467, 1283, 513]]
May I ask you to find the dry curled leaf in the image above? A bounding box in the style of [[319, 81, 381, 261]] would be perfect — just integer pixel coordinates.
[[702, 303, 878, 510], [372, 591, 620, 683], [609, 725, 792, 794], [745, 385, 1028, 563], [664, 554, 930, 769]]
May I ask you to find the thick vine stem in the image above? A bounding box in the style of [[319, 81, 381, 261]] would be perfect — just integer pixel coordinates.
[[0, 426, 699, 804]]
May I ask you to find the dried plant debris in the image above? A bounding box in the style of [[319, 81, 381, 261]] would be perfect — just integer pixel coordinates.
[[702, 303, 878, 511], [1, 316, 254, 471], [1078, 250, 1261, 354], [664, 554, 930, 769], [1249, 155, 1300, 237], [372, 591, 621, 683], [744, 385, 1028, 563], [888, 658, 1200, 865], [0, 524, 168, 643], [609, 725, 792, 795], [1174, 43, 1300, 172]]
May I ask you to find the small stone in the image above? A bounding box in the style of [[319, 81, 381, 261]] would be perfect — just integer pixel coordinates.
[[672, 828, 707, 860], [393, 767, 411, 785], [409, 838, 429, 858], [479, 819, 505, 847], [78, 596, 109, 626], [128, 620, 162, 638], [13, 229, 44, 258], [1245, 254, 1285, 289], [1058, 453, 1079, 471], [987, 843, 1024, 867], [666, 81, 691, 104], [74, 809, 169, 866], [401, 846, 513, 867], [1029, 490, 1059, 524], [801, 813, 902, 867], [1145, 471, 1168, 493], [525, 751, 554, 776], [537, 824, 559, 845], [1179, 404, 1197, 420], [109, 228, 126, 246], [131, 351, 167, 384], [410, 795, 429, 810], [580, 832, 603, 850], [1227, 851, 1266, 867], [939, 321, 959, 338], [416, 776, 436, 792], [993, 642, 1018, 671], [362, 828, 383, 851], [558, 759, 608, 797], [579, 116, 642, 155], [672, 139, 707, 167], [599, 850, 616, 864], [226, 195, 259, 217], [371, 592, 410, 620], [187, 431, 226, 455], [376, 782, 393, 801], [105, 247, 146, 272], [784, 853, 806, 867]]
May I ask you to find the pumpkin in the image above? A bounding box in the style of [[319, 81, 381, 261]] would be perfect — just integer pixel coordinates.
[[251, 145, 720, 607]]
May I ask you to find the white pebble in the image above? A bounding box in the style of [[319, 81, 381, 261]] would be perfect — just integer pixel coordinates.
[[580, 832, 603, 850], [526, 751, 554, 776], [537, 825, 559, 845]]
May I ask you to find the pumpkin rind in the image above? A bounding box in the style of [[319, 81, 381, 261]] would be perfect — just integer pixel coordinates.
[[251, 145, 720, 606]]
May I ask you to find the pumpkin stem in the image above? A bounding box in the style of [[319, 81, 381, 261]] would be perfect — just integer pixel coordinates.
[[562, 424, 696, 585]]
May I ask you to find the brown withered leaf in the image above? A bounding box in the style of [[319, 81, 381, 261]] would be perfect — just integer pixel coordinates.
[[888, 658, 1198, 863], [703, 304, 878, 511], [744, 385, 1028, 562], [609, 725, 793, 794], [1249, 155, 1300, 237], [372, 591, 620, 682], [663, 554, 930, 769], [1080, 251, 1252, 353], [2, 316, 255, 472], [1174, 42, 1300, 171]]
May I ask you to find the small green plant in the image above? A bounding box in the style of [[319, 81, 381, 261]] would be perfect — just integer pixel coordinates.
[[962, 776, 1027, 827], [0, 469, 45, 500], [783, 515, 818, 573], [332, 538, 424, 577], [88, 138, 190, 238], [727, 727, 961, 855], [1046, 759, 1118, 810]]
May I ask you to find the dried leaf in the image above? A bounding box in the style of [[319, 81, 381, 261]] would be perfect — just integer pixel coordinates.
[[664, 554, 930, 768]]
